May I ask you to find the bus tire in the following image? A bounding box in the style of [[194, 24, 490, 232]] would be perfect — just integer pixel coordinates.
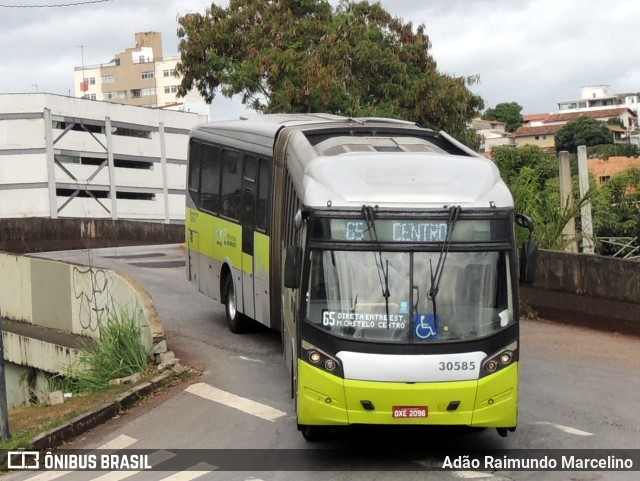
[[299, 425, 329, 442], [224, 275, 248, 333]]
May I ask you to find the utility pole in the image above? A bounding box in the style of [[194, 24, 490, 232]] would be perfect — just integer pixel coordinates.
[[78, 45, 86, 98]]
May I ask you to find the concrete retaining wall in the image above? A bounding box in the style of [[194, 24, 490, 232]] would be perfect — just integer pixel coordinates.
[[521, 249, 639, 335], [0, 217, 185, 254], [0, 251, 165, 406], [0, 252, 162, 349]]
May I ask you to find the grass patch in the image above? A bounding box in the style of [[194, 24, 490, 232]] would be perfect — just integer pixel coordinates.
[[0, 367, 201, 450], [1, 383, 136, 450], [51, 306, 149, 394]]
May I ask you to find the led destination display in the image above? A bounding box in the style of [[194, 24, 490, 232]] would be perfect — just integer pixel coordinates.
[[313, 218, 509, 243]]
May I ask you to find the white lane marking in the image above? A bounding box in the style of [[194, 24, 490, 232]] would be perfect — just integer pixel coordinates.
[[25, 435, 138, 480], [186, 382, 286, 422], [91, 471, 137, 481], [92, 450, 175, 481], [159, 464, 217, 481], [534, 421, 594, 436], [95, 434, 138, 450], [25, 472, 70, 481], [453, 472, 496, 479], [237, 356, 266, 364]]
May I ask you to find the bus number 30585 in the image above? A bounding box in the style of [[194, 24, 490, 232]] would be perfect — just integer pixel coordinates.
[[438, 361, 476, 371]]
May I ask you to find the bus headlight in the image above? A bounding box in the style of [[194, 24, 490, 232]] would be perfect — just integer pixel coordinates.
[[480, 341, 518, 378], [485, 360, 498, 372], [301, 341, 343, 378], [309, 351, 322, 364], [500, 352, 513, 365]]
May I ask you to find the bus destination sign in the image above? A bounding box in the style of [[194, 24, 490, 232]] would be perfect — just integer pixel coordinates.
[[316, 218, 497, 243]]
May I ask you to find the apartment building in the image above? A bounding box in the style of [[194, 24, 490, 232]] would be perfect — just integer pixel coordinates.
[[74, 32, 208, 116], [557, 85, 640, 121], [0, 93, 207, 223]]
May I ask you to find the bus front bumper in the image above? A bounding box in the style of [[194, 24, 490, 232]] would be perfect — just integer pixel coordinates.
[[297, 360, 517, 428]]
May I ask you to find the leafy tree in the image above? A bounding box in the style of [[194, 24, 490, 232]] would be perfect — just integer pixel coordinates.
[[491, 144, 557, 187], [592, 168, 640, 255], [554, 115, 613, 153], [483, 102, 523, 133], [588, 143, 639, 160], [492, 145, 594, 249], [176, 0, 484, 147]]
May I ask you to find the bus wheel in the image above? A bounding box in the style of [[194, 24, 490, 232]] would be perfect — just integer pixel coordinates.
[[224, 276, 247, 333], [299, 425, 329, 442]]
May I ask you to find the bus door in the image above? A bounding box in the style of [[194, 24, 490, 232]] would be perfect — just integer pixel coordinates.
[[241, 155, 257, 319], [186, 140, 202, 288]]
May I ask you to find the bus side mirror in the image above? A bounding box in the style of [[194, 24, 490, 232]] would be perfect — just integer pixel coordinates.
[[284, 246, 303, 289], [516, 213, 535, 232], [519, 239, 538, 284]]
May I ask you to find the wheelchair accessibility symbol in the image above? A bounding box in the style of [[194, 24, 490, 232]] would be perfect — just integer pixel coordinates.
[[414, 314, 438, 340]]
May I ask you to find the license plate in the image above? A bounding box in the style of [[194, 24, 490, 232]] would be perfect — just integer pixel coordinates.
[[392, 406, 428, 418]]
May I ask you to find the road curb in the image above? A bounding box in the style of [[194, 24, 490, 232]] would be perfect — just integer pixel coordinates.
[[29, 370, 175, 450]]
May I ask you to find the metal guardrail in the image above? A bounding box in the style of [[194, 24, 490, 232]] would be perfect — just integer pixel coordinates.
[[597, 236, 639, 260]]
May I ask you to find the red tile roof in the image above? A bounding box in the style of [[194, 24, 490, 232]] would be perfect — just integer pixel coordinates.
[[523, 113, 549, 122], [544, 108, 635, 123], [514, 124, 565, 137]]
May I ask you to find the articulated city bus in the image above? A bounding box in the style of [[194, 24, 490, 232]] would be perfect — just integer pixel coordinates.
[[185, 114, 536, 440]]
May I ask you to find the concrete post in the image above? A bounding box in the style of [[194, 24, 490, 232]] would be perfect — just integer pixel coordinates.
[[159, 122, 170, 224], [558, 151, 577, 252], [577, 145, 595, 253], [105, 117, 118, 220], [0, 323, 9, 440], [43, 108, 58, 219]]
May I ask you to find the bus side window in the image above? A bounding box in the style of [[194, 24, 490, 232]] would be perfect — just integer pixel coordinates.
[[188, 140, 201, 204], [256, 158, 271, 232], [200, 144, 221, 213], [221, 149, 242, 220]]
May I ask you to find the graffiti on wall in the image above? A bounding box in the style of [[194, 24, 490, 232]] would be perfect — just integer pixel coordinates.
[[72, 266, 110, 333]]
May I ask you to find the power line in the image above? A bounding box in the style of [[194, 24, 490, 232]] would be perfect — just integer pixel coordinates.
[[0, 0, 114, 7]]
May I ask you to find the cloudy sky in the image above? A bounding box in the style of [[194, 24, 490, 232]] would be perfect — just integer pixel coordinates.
[[1, 0, 638, 120]]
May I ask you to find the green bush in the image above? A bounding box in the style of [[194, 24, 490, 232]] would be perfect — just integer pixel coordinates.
[[51, 306, 148, 394]]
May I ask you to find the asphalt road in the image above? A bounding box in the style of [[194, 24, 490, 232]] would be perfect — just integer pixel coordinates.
[[9, 244, 640, 481]]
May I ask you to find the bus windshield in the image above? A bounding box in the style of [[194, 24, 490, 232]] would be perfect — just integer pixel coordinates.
[[305, 250, 512, 343]]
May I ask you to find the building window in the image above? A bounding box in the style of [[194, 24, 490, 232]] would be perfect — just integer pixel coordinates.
[[57, 188, 108, 199], [105, 91, 127, 100], [131, 89, 141, 98], [163, 69, 177, 78], [85, 93, 97, 100], [142, 71, 154, 79], [599, 175, 611, 184], [141, 87, 156, 96], [164, 85, 178, 94], [112, 126, 152, 139], [102, 75, 114, 84], [52, 122, 103, 134], [116, 191, 156, 201]]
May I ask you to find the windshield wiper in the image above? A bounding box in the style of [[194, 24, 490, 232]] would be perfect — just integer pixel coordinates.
[[428, 205, 462, 324], [362, 205, 391, 327]]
